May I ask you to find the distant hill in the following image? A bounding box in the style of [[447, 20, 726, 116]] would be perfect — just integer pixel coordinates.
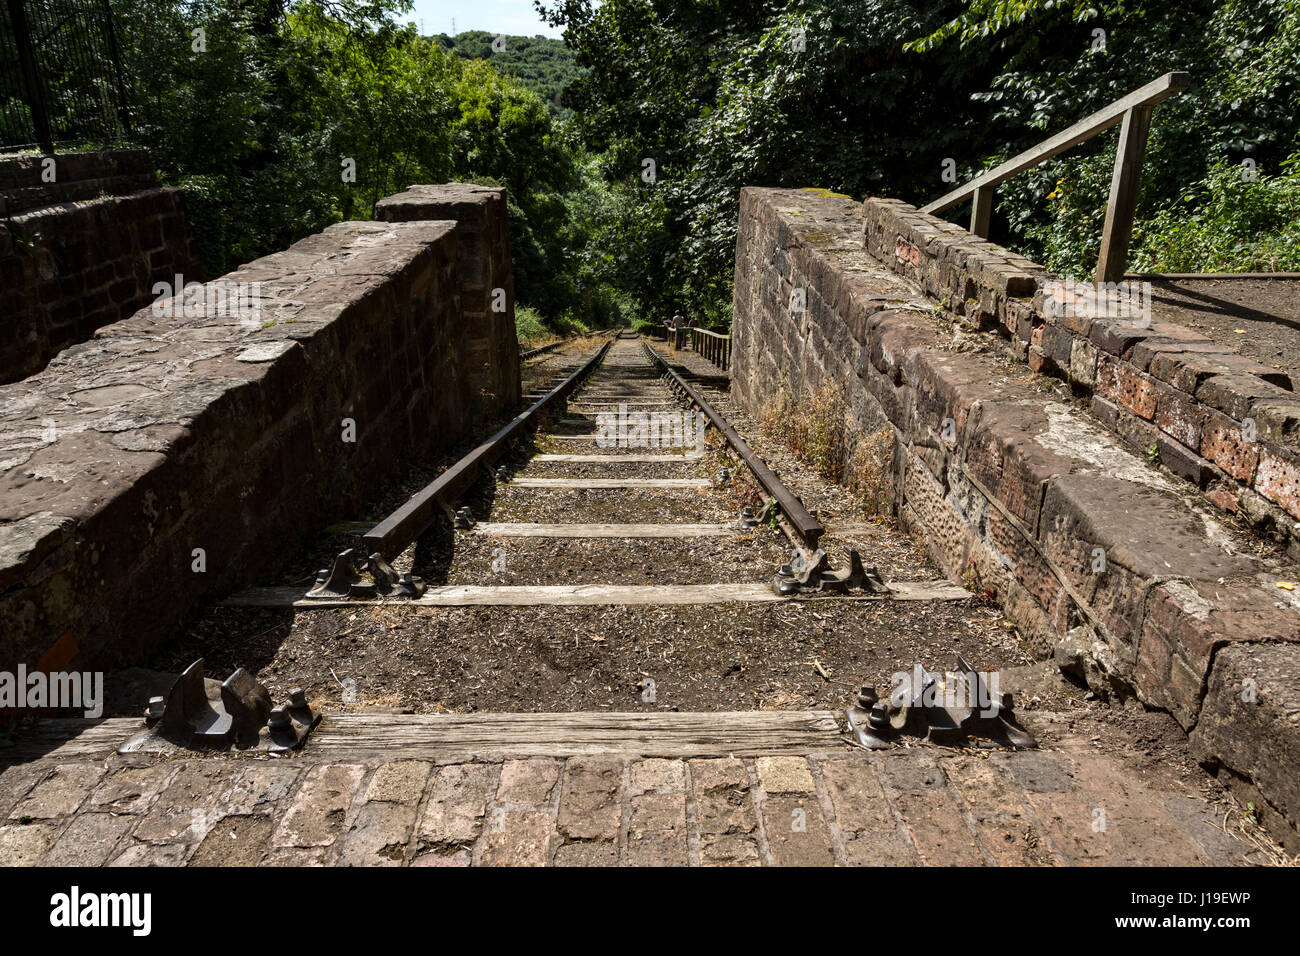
[[434, 31, 583, 118]]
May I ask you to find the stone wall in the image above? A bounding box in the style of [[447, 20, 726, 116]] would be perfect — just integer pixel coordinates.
[[732, 186, 1300, 847], [0, 215, 483, 675], [0, 149, 202, 384], [376, 183, 521, 413], [863, 198, 1300, 560]]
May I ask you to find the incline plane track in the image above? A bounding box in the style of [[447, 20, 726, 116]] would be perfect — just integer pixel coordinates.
[[227, 333, 967, 610], [13, 332, 1281, 868]]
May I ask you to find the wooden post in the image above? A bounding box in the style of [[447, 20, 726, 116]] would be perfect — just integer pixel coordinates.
[[970, 185, 993, 238], [1096, 104, 1153, 284]]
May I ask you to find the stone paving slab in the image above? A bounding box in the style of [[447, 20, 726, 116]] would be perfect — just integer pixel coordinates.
[[0, 736, 1270, 866]]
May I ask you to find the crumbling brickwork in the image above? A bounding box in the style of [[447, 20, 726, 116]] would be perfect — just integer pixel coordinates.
[[0, 149, 203, 383], [732, 186, 1300, 848], [0, 214, 488, 674]]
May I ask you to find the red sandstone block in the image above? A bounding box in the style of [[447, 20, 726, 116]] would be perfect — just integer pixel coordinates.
[[1255, 445, 1300, 520], [1201, 412, 1259, 482], [1191, 644, 1300, 843], [985, 508, 1061, 611], [1145, 579, 1299, 675], [1153, 381, 1204, 451], [1095, 354, 1157, 419], [1134, 618, 1173, 704]]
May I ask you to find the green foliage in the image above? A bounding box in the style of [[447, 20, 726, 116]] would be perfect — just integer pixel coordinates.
[[104, 1, 584, 324], [910, 0, 1300, 277], [514, 303, 550, 344], [1130, 155, 1300, 272], [436, 31, 585, 118], [542, 0, 1300, 313]]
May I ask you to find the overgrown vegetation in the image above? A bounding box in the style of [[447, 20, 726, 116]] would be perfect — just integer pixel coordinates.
[[15, 0, 1297, 334], [759, 378, 897, 516], [540, 0, 1300, 308]]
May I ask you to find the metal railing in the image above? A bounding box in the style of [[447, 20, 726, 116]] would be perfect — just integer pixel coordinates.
[[922, 72, 1189, 283], [1, 0, 132, 152]]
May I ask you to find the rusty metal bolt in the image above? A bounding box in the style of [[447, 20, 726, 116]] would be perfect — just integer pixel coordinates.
[[1000, 692, 1015, 713], [145, 696, 165, 720], [867, 703, 891, 730], [268, 706, 292, 731], [857, 684, 878, 709], [289, 688, 308, 709]]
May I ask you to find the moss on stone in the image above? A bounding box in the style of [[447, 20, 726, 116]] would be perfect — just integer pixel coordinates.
[[801, 187, 853, 200]]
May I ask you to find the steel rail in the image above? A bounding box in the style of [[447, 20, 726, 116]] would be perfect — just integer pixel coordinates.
[[363, 340, 612, 560], [520, 341, 564, 361], [641, 341, 824, 550]]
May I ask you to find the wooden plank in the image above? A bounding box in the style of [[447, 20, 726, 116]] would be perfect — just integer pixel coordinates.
[[1096, 105, 1153, 283], [970, 184, 993, 237], [3, 718, 140, 760], [533, 453, 702, 462], [222, 579, 970, 609], [0, 713, 846, 763], [472, 522, 733, 538], [510, 478, 710, 488], [308, 711, 845, 759], [569, 401, 676, 407], [921, 72, 1189, 215]]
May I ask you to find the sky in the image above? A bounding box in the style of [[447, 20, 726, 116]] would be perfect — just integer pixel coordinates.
[[399, 0, 565, 38]]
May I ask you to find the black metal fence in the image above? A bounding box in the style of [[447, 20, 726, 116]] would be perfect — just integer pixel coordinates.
[[1, 0, 132, 152]]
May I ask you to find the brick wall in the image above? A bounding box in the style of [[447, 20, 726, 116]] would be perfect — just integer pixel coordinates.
[[0, 215, 484, 674], [733, 187, 1300, 847], [0, 149, 203, 384], [863, 198, 1300, 560], [376, 183, 521, 415]]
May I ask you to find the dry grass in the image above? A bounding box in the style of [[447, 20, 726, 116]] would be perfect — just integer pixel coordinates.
[[760, 376, 896, 517], [563, 333, 609, 354]]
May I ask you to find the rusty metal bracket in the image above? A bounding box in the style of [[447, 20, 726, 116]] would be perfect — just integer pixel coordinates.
[[737, 499, 777, 529], [771, 548, 887, 596], [844, 657, 1037, 750], [305, 548, 425, 600], [120, 659, 321, 754]]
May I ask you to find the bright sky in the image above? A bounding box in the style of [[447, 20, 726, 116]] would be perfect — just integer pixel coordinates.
[[399, 0, 565, 38]]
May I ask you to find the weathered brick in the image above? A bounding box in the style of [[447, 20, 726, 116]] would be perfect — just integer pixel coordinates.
[[1255, 445, 1300, 520], [1096, 354, 1157, 419], [1192, 643, 1300, 850], [690, 758, 756, 837], [271, 763, 364, 849], [875, 756, 985, 866], [1202, 412, 1259, 481], [759, 794, 834, 866], [419, 764, 497, 845], [557, 756, 623, 841]]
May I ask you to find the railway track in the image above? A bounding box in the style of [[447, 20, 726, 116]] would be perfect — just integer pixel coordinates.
[[227, 332, 965, 611], [14, 332, 1280, 869]]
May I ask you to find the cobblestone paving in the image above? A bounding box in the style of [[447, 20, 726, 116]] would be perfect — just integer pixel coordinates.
[[0, 739, 1261, 866]]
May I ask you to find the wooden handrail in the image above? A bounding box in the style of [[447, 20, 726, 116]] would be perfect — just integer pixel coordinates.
[[921, 72, 1190, 282], [688, 327, 731, 371]]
